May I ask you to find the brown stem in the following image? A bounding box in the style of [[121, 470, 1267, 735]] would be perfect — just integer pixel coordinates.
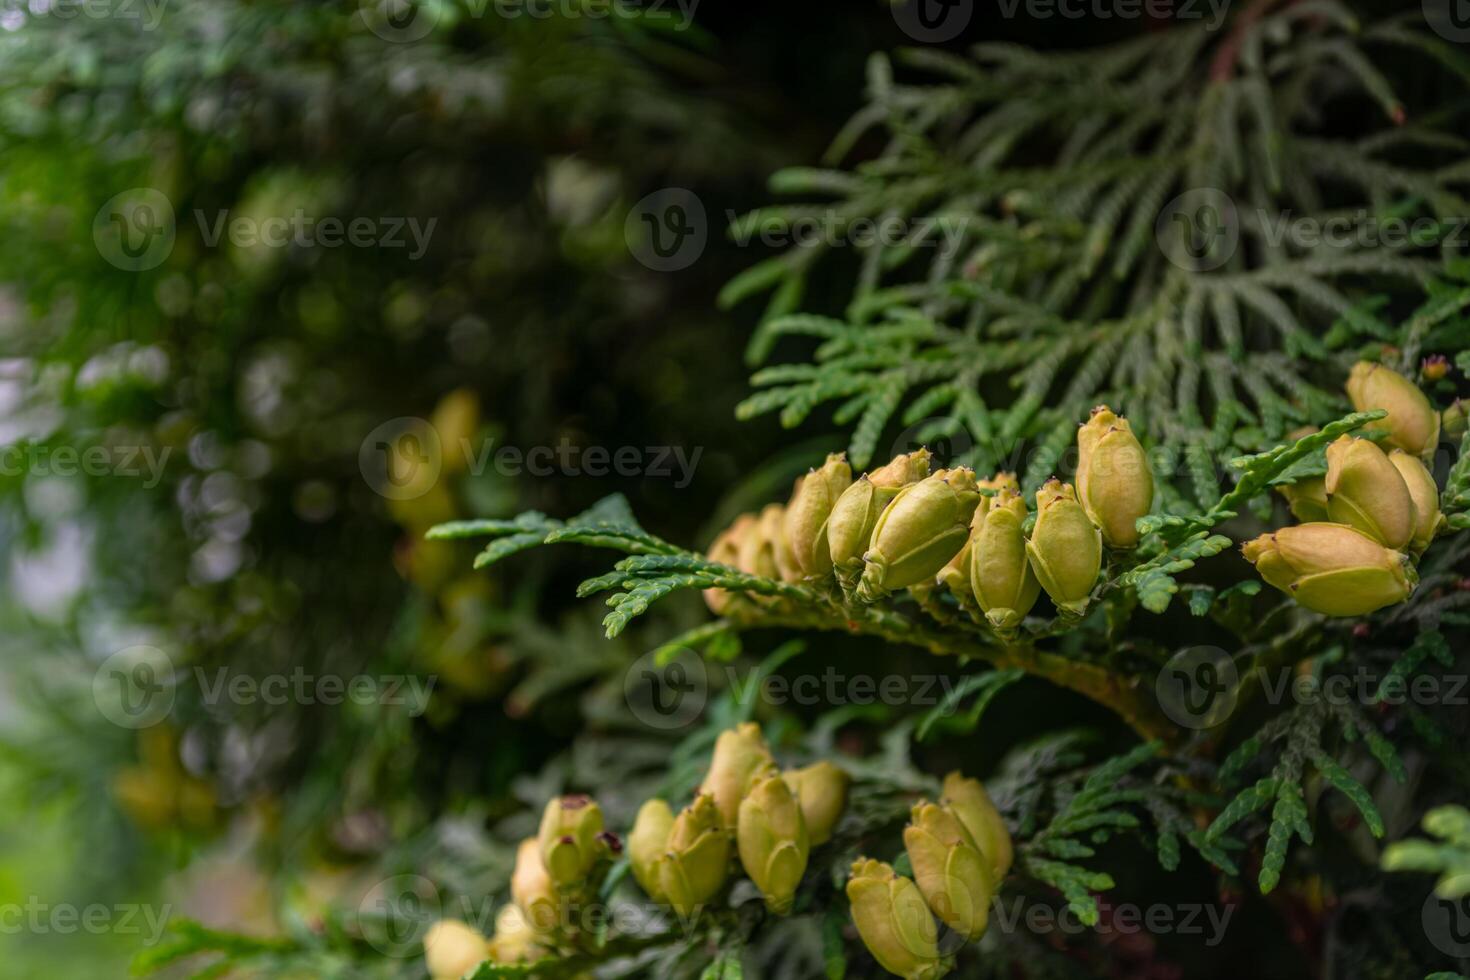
[[1209, 0, 1288, 83]]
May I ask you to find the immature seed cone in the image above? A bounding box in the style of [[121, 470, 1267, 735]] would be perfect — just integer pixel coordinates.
[[1389, 449, 1445, 555], [703, 515, 751, 615], [941, 773, 1014, 882], [969, 488, 1040, 630], [828, 450, 932, 582], [511, 837, 560, 932], [936, 473, 1017, 601], [739, 504, 786, 581], [737, 771, 810, 915], [782, 453, 852, 581], [781, 761, 850, 846], [903, 801, 995, 940], [1324, 435, 1417, 550], [846, 858, 948, 980], [1443, 399, 1468, 442], [657, 794, 732, 918], [857, 468, 983, 603], [485, 904, 549, 966], [431, 388, 481, 476], [424, 919, 490, 979], [628, 799, 675, 902], [1278, 477, 1329, 523], [700, 722, 777, 829], [537, 794, 606, 889], [1026, 479, 1102, 618], [1076, 406, 1153, 549], [1242, 523, 1415, 617], [1347, 360, 1440, 458]]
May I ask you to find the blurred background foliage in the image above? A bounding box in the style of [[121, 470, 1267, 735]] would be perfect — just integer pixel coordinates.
[[0, 0, 1464, 977]]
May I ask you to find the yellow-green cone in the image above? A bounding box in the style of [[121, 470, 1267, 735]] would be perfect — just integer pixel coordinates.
[[969, 487, 1040, 630], [628, 799, 675, 902], [1389, 449, 1445, 555], [1324, 435, 1417, 550], [1242, 523, 1415, 617], [846, 858, 949, 980], [738, 504, 786, 581], [936, 473, 1017, 602], [781, 453, 852, 581], [1076, 406, 1153, 549], [424, 919, 490, 980], [1278, 477, 1330, 523], [1026, 479, 1102, 618], [781, 761, 850, 846], [828, 450, 932, 585], [857, 468, 983, 603], [1347, 360, 1441, 459], [699, 722, 777, 829], [1443, 399, 1468, 442], [511, 836, 560, 933], [703, 516, 752, 615], [657, 794, 732, 917], [537, 794, 606, 889], [940, 773, 1014, 882], [903, 801, 995, 940], [737, 771, 810, 914], [485, 905, 549, 966]]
